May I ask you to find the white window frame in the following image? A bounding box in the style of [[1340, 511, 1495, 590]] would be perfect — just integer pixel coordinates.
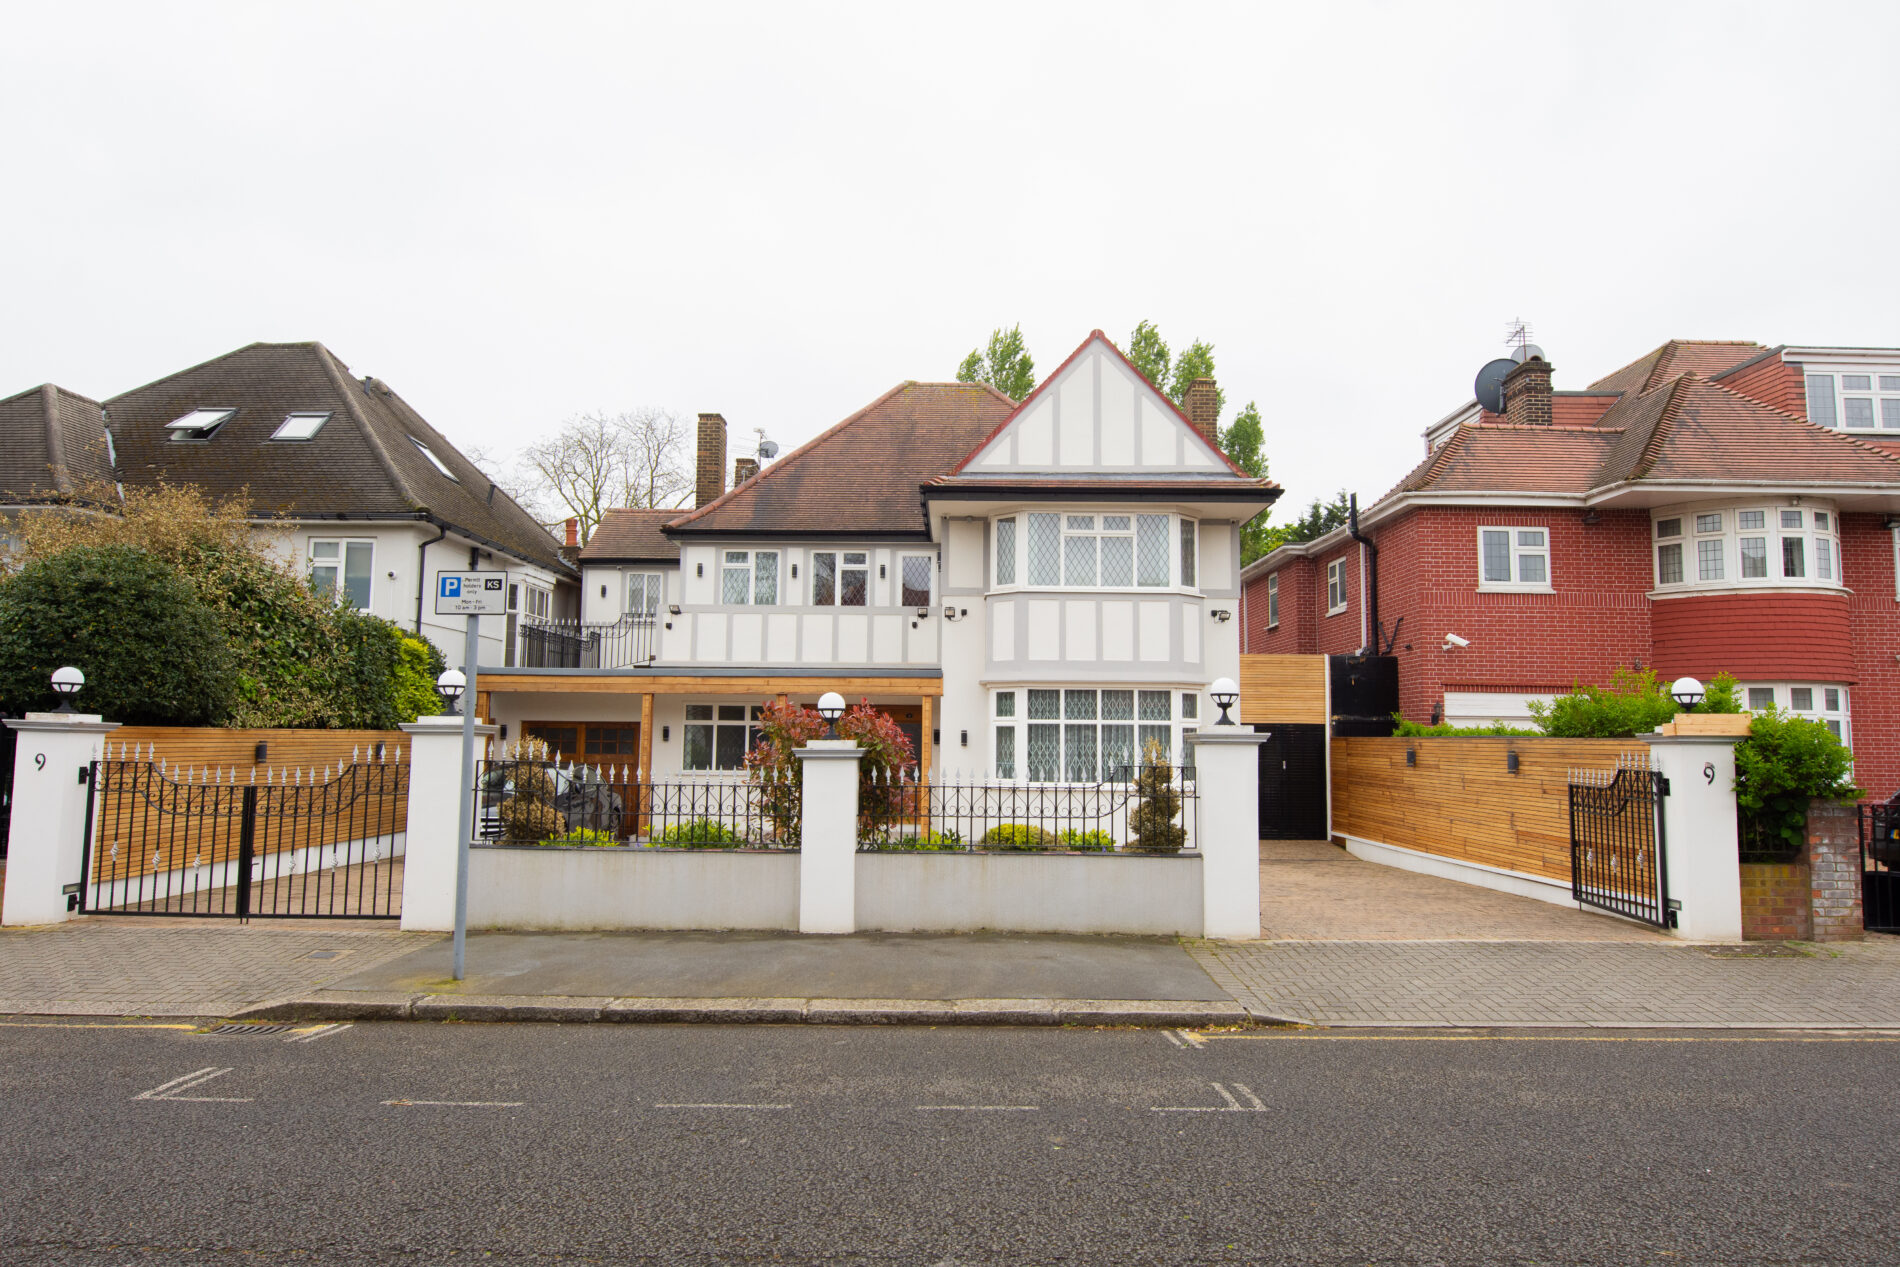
[[1476, 525, 1552, 593], [990, 509, 1193, 594], [898, 553, 934, 608], [524, 584, 552, 620], [1326, 559, 1348, 615], [718, 549, 779, 606], [410, 437, 458, 481], [989, 687, 1183, 784], [1266, 573, 1279, 628], [1806, 368, 1900, 432], [680, 702, 763, 772], [810, 550, 868, 607], [625, 572, 662, 622], [308, 538, 374, 611], [270, 411, 330, 441], [1651, 500, 1842, 594], [166, 407, 235, 441], [1738, 682, 1851, 745]]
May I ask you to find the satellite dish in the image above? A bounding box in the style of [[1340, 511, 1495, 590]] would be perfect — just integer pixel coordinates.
[[1474, 359, 1516, 414], [758, 439, 779, 460], [1510, 343, 1546, 364]]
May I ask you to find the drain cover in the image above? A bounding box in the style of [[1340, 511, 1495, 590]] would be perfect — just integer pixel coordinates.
[[197, 1022, 295, 1036], [302, 949, 345, 961]]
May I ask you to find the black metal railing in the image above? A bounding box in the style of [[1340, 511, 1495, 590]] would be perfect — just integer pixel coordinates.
[[1568, 755, 1671, 928], [857, 764, 1198, 854], [518, 616, 659, 669], [0, 718, 15, 859], [81, 748, 407, 919], [1859, 799, 1900, 933], [474, 758, 793, 849]]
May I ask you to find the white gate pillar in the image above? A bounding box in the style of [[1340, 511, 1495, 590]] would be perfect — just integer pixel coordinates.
[[3, 714, 121, 927], [794, 740, 864, 934], [1187, 729, 1270, 940], [1645, 734, 1744, 941], [400, 714, 496, 932]]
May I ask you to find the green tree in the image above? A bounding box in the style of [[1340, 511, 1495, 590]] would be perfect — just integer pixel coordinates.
[[955, 325, 1037, 400], [0, 544, 236, 724], [1221, 403, 1272, 562], [1127, 320, 1171, 395], [1168, 339, 1225, 418], [1257, 490, 1353, 557]]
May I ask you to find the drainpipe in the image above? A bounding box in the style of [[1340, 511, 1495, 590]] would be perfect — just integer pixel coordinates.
[[1347, 494, 1378, 656], [414, 523, 449, 635]]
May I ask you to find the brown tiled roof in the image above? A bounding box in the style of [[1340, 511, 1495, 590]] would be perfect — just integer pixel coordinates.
[[666, 381, 1018, 537], [0, 383, 114, 502], [105, 342, 572, 574], [1395, 425, 1625, 496], [1600, 375, 1900, 485], [1587, 341, 1765, 395], [580, 507, 682, 562]]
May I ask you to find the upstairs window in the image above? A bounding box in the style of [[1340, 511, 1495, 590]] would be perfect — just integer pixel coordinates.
[[1654, 503, 1840, 592], [270, 411, 329, 441], [1806, 371, 1900, 431], [811, 551, 867, 606], [309, 539, 372, 610], [720, 550, 778, 605], [1326, 559, 1348, 614], [410, 438, 458, 480], [1478, 526, 1550, 590], [900, 554, 933, 607], [626, 572, 662, 620], [167, 407, 235, 441], [1000, 511, 1184, 591], [1266, 574, 1279, 627]]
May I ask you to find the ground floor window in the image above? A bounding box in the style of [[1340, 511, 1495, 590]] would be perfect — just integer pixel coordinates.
[[990, 687, 1198, 782], [523, 721, 639, 763], [683, 703, 763, 771], [1739, 682, 1851, 743]]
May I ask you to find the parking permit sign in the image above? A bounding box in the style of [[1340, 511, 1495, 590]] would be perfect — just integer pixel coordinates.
[[435, 571, 509, 615]]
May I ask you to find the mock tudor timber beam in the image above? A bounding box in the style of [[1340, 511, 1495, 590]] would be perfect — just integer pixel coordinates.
[[477, 673, 944, 697]]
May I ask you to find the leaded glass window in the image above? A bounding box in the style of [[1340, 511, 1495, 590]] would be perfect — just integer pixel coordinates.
[[1179, 519, 1196, 587], [995, 518, 1016, 585], [1136, 514, 1170, 586], [1027, 514, 1061, 585]]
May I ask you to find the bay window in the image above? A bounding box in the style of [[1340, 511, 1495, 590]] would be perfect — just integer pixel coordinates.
[[1739, 683, 1850, 743], [995, 511, 1194, 591], [991, 687, 1190, 782], [1653, 502, 1840, 592]]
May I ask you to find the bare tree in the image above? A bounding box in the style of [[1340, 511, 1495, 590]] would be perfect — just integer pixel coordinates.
[[516, 408, 693, 545]]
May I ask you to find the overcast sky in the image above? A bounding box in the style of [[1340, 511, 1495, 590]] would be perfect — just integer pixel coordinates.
[[5, 2, 1896, 521]]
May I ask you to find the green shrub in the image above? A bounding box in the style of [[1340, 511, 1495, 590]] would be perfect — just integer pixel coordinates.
[[655, 818, 745, 848], [979, 823, 1056, 851], [1057, 829, 1115, 852], [1529, 666, 1679, 738], [1127, 738, 1187, 853], [390, 635, 446, 723], [886, 830, 964, 851], [1736, 708, 1860, 854], [1392, 715, 1540, 737], [544, 827, 619, 847], [0, 545, 235, 724]]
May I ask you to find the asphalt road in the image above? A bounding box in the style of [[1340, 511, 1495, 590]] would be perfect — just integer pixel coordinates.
[[1, 1020, 1895, 1265]]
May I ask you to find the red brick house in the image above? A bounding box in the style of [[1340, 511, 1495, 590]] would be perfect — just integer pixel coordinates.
[[1242, 341, 1900, 795]]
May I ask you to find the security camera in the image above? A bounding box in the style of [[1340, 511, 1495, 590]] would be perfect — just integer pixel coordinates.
[[1442, 633, 1470, 649]]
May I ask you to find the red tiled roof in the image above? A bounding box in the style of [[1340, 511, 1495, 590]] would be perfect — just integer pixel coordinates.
[[1397, 425, 1626, 496], [1606, 375, 1900, 485], [1587, 341, 1765, 395], [580, 507, 682, 562]]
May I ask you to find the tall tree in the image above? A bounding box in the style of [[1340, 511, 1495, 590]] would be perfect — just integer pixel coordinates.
[[1258, 490, 1354, 558], [1221, 402, 1272, 564], [517, 408, 693, 545], [955, 325, 1037, 401], [1126, 320, 1171, 395], [1168, 339, 1225, 418]]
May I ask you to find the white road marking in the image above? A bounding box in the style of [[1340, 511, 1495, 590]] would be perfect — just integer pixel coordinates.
[[915, 1105, 1040, 1112], [286, 1023, 352, 1044], [133, 1067, 252, 1103], [655, 1103, 792, 1110], [1176, 1029, 1208, 1049], [1150, 1081, 1269, 1114], [1162, 1030, 1187, 1049], [382, 1099, 524, 1107]]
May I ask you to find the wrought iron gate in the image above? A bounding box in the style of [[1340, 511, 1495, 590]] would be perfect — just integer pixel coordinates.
[[1568, 757, 1672, 928], [1859, 800, 1900, 933], [80, 751, 407, 919]]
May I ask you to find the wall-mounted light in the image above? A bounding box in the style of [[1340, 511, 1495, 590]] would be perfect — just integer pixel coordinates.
[[915, 607, 929, 619], [1406, 748, 1416, 767], [661, 725, 670, 742], [254, 742, 269, 764], [932, 728, 940, 745], [600, 584, 607, 598], [1507, 751, 1520, 775], [1211, 609, 1232, 622], [879, 563, 887, 580], [791, 562, 799, 579], [668, 604, 681, 616], [960, 729, 969, 747], [696, 562, 703, 578], [497, 724, 508, 741], [1581, 510, 1601, 525]]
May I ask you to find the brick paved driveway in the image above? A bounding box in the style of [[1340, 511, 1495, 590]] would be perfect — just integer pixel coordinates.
[[0, 919, 438, 1018]]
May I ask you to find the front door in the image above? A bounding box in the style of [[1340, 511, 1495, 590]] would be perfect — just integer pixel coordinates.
[[1256, 723, 1327, 840]]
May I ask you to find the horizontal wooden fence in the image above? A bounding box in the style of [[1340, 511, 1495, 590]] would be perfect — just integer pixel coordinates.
[[1330, 736, 1638, 883], [111, 726, 408, 771]]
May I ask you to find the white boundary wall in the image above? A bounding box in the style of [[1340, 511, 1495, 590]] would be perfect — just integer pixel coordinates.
[[856, 853, 1200, 935]]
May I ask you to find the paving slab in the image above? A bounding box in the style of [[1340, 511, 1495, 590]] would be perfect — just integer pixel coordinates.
[[328, 928, 1234, 1003]]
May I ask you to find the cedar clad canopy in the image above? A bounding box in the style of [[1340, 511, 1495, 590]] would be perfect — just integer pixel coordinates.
[[105, 342, 571, 574], [0, 384, 114, 503], [666, 381, 1019, 539]]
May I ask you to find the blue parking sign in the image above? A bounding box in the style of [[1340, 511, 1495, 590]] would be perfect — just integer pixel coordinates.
[[441, 576, 462, 599]]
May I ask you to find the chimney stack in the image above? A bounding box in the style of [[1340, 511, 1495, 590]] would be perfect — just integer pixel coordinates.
[[1503, 355, 1554, 427], [1184, 378, 1221, 447], [564, 517, 579, 548], [695, 412, 728, 507], [733, 456, 759, 486]]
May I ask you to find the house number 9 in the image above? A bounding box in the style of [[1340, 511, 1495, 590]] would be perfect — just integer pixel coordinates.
[[34, 753, 46, 772], [1703, 762, 1715, 785]]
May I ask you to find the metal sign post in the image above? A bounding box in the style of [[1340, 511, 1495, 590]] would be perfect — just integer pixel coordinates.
[[434, 572, 508, 981]]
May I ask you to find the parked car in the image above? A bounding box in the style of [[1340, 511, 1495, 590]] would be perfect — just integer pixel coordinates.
[[478, 761, 624, 841]]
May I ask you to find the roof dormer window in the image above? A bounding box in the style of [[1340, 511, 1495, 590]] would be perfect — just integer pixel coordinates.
[[1805, 371, 1900, 430], [410, 437, 458, 481], [166, 408, 235, 441], [270, 411, 330, 441]]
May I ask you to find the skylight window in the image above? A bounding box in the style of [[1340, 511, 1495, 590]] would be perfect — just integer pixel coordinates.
[[411, 437, 458, 480], [271, 412, 330, 441], [166, 408, 236, 440]]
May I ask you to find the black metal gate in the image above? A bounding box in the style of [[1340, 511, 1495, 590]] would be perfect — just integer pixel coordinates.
[[1568, 759, 1672, 928], [80, 754, 407, 919], [1859, 800, 1900, 933], [1256, 723, 1328, 840], [0, 718, 16, 859]]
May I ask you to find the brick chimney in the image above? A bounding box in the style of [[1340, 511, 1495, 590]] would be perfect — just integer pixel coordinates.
[[1503, 355, 1554, 427], [733, 456, 759, 486], [695, 412, 727, 507], [1183, 378, 1220, 446], [564, 517, 579, 548]]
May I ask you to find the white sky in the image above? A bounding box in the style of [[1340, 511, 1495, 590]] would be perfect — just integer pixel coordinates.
[[5, 2, 1896, 521]]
